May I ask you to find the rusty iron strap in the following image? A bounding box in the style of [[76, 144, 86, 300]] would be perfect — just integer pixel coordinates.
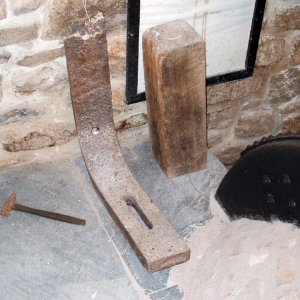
[[64, 29, 190, 272]]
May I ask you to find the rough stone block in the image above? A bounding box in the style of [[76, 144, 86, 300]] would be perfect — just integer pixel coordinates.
[[0, 23, 39, 47], [114, 102, 148, 130], [111, 73, 126, 105], [279, 95, 300, 114], [17, 47, 65, 67], [109, 57, 126, 74], [267, 67, 300, 103], [278, 289, 300, 300], [282, 114, 300, 133], [241, 96, 261, 110], [3, 132, 55, 152], [107, 29, 126, 74], [0, 75, 2, 102], [237, 279, 264, 300], [208, 129, 225, 148], [207, 83, 231, 105], [211, 142, 246, 166], [207, 74, 262, 104], [276, 256, 294, 285], [1, 123, 76, 152], [208, 105, 235, 130], [273, 6, 300, 31], [107, 29, 126, 59], [0, 50, 11, 64], [1, 121, 76, 151], [256, 36, 285, 67], [0, 108, 39, 124], [12, 63, 67, 96], [11, 0, 43, 15], [143, 20, 207, 177], [290, 37, 300, 66], [42, 0, 126, 39], [0, 0, 6, 20], [231, 75, 262, 99], [234, 109, 276, 138]]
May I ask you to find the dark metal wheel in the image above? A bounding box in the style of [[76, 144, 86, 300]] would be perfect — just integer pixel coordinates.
[[216, 133, 300, 225]]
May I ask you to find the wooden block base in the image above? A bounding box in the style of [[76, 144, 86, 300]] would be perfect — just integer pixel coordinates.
[[143, 20, 207, 177]]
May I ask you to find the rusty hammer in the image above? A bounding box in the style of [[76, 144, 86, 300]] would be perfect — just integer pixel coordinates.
[[0, 193, 86, 226]]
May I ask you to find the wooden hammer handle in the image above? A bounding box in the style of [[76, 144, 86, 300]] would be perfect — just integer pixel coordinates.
[[13, 203, 86, 225]]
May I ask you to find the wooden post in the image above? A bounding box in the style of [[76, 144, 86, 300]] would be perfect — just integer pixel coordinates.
[[143, 20, 207, 177]]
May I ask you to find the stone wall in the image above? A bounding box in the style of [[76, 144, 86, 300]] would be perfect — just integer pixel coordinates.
[[0, 0, 299, 168], [0, 0, 126, 165], [207, 0, 300, 165]]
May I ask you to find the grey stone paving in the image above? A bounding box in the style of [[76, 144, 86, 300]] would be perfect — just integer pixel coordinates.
[[0, 160, 139, 300], [0, 129, 214, 299], [119, 131, 212, 236], [149, 285, 184, 300]]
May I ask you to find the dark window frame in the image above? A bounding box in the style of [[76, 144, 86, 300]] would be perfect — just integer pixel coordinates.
[[126, 0, 266, 104]]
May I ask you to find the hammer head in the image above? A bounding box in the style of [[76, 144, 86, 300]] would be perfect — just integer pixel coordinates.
[[0, 193, 16, 216]]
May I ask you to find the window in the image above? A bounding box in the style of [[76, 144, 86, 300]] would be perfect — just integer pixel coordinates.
[[126, 0, 266, 103]]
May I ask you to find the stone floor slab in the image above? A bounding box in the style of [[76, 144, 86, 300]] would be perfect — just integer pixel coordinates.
[[0, 127, 215, 299], [0, 160, 139, 300]]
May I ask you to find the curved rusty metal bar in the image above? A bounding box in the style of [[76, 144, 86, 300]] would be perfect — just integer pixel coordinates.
[[64, 23, 190, 272]]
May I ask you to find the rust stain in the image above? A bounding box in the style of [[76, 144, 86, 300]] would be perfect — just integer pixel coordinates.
[[0, 193, 16, 217]]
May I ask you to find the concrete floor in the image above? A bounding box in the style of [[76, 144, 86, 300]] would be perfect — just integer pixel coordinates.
[[2, 127, 300, 300]]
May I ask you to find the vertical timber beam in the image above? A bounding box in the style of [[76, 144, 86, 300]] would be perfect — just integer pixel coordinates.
[[143, 20, 207, 177]]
